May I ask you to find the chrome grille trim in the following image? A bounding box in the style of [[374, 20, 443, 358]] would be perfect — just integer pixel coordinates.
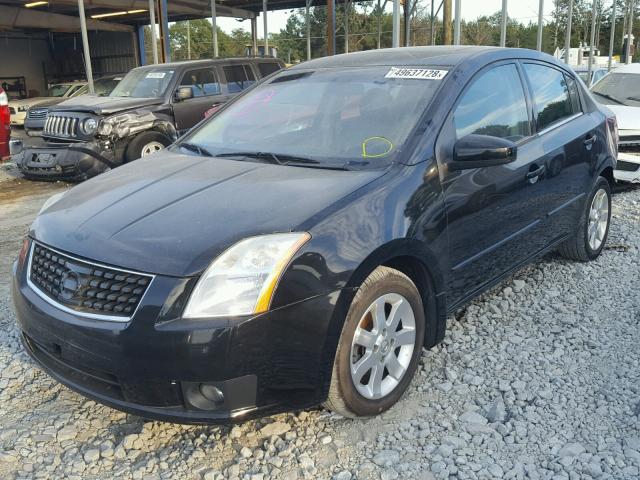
[[43, 114, 79, 138], [27, 108, 48, 119], [26, 241, 155, 323]]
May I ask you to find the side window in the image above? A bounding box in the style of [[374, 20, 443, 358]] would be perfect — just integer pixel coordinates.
[[454, 64, 531, 141], [180, 68, 220, 97], [257, 62, 282, 77], [224, 64, 256, 93], [565, 74, 582, 114], [523, 63, 574, 131]]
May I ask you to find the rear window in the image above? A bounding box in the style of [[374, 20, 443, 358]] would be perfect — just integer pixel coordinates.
[[258, 62, 282, 77], [223, 64, 256, 93]]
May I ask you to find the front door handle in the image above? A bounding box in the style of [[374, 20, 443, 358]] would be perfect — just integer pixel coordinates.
[[526, 164, 546, 182]]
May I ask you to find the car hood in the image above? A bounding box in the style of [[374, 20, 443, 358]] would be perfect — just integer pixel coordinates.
[[10, 97, 55, 109], [50, 95, 163, 115], [605, 104, 640, 131], [31, 152, 384, 277]]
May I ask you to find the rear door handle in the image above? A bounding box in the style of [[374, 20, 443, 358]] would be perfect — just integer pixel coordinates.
[[526, 164, 546, 181]]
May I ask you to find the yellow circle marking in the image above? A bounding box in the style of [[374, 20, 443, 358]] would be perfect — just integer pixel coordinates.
[[361, 136, 394, 158]]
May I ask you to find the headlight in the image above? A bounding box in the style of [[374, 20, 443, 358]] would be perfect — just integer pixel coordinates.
[[18, 105, 30, 112], [80, 118, 97, 135], [183, 233, 311, 318], [39, 190, 68, 215], [97, 113, 135, 138]]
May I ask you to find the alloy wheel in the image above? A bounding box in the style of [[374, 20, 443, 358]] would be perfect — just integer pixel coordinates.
[[349, 293, 416, 400], [587, 188, 609, 251]]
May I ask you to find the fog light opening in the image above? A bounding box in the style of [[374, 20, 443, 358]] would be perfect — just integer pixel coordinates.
[[199, 384, 225, 404]]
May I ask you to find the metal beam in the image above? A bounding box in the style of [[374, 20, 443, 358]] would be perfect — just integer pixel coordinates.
[[587, 0, 597, 86], [608, 0, 616, 70], [443, 0, 451, 45], [536, 0, 543, 51], [403, 0, 410, 46], [327, 0, 335, 55], [251, 16, 258, 55], [137, 25, 146, 64], [626, 0, 634, 64], [564, 0, 573, 64], [345, 0, 350, 52], [306, 0, 311, 59], [149, 0, 159, 63], [211, 0, 218, 57], [500, 0, 507, 47], [158, 0, 170, 61], [263, 0, 268, 55], [0, 5, 133, 32], [77, 0, 94, 93], [453, 0, 460, 45], [392, 0, 400, 47]]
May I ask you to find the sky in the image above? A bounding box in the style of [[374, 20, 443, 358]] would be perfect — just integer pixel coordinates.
[[215, 0, 558, 37]]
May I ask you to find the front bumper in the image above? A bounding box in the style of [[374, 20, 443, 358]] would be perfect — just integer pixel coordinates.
[[10, 111, 26, 126], [615, 152, 640, 183], [12, 246, 340, 424], [13, 141, 117, 181]]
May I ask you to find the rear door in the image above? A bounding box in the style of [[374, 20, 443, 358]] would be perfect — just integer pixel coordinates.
[[436, 62, 552, 303], [172, 66, 225, 131], [520, 61, 597, 243], [221, 63, 257, 95]]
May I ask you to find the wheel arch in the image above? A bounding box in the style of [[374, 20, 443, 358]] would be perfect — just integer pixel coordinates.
[[599, 165, 615, 189], [339, 238, 448, 349]]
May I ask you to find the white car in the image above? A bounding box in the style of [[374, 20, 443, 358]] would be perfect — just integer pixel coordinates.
[[591, 63, 640, 183], [9, 82, 86, 126]]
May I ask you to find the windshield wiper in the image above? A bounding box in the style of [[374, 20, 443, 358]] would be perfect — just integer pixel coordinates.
[[179, 142, 213, 157], [593, 91, 626, 105], [216, 151, 320, 165], [627, 96, 640, 102]]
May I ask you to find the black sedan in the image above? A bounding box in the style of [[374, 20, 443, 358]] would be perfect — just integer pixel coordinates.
[[12, 46, 617, 423]]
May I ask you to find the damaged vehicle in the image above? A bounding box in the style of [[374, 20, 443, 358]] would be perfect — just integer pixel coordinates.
[[13, 47, 617, 424], [12, 57, 284, 181], [24, 75, 124, 137], [590, 63, 640, 183]]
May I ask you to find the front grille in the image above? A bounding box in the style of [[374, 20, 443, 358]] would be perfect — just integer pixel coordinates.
[[43, 114, 79, 138], [619, 135, 640, 145], [27, 108, 48, 119], [28, 242, 153, 319], [9, 107, 16, 115], [617, 160, 640, 172]]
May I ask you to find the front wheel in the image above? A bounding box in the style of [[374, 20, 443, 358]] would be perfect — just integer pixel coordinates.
[[125, 131, 171, 162], [324, 266, 425, 418], [558, 176, 612, 261]]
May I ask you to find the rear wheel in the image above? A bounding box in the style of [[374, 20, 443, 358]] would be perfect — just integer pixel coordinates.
[[324, 266, 425, 418], [125, 131, 171, 162], [558, 176, 611, 261]]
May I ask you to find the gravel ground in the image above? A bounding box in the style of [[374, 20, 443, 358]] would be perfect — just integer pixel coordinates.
[[0, 164, 639, 480]]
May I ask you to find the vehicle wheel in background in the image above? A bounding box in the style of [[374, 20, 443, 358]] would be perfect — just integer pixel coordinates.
[[558, 176, 612, 261], [324, 266, 425, 418], [125, 131, 171, 162]]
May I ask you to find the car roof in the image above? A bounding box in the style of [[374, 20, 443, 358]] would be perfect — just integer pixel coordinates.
[[610, 63, 640, 74], [134, 57, 282, 71], [289, 46, 561, 70]]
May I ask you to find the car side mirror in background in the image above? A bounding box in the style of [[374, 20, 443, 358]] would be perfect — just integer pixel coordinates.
[[450, 134, 517, 170], [175, 86, 194, 102]]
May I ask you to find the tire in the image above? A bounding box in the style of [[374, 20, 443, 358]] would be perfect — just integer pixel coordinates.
[[558, 176, 612, 261], [324, 266, 425, 418], [125, 131, 171, 162]]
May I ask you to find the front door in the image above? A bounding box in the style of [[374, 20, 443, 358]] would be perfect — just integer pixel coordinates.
[[436, 62, 551, 305], [172, 66, 228, 133]]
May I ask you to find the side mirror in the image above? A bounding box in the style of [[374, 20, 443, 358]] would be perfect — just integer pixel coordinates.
[[175, 86, 194, 101], [9, 139, 24, 156], [450, 134, 517, 170]]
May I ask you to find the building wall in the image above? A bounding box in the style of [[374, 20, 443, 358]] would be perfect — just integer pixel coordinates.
[[0, 32, 51, 98]]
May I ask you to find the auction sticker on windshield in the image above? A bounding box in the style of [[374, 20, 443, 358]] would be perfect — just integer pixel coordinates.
[[385, 67, 448, 80], [146, 72, 167, 79]]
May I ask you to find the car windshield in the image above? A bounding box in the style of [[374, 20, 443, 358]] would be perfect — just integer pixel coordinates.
[[74, 76, 122, 97], [181, 66, 443, 168], [110, 68, 174, 98], [576, 71, 590, 83], [591, 72, 640, 106], [47, 84, 73, 97]]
